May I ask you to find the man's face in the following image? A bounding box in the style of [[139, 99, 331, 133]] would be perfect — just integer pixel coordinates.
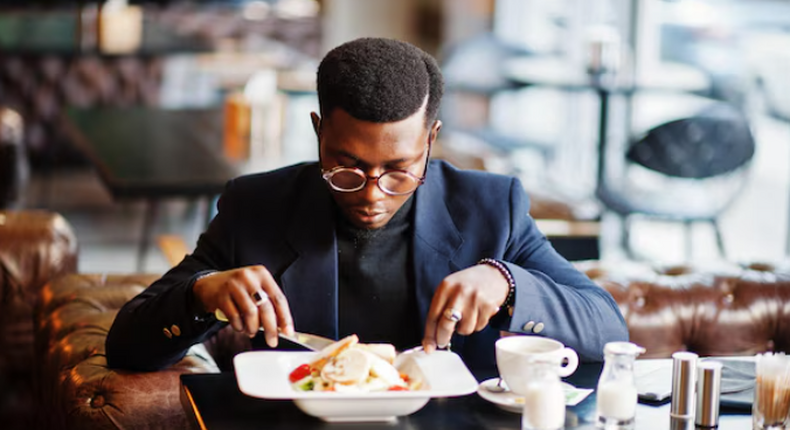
[[314, 108, 439, 230]]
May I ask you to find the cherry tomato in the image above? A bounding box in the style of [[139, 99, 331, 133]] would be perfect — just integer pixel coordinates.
[[388, 385, 409, 391], [289, 364, 312, 383]]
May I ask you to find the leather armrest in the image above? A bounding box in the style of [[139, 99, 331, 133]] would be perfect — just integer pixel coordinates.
[[0, 210, 77, 374], [58, 349, 217, 429], [0, 211, 78, 292], [35, 273, 220, 429]]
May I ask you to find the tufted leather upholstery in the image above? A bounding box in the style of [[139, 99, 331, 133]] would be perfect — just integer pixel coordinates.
[[0, 211, 230, 428], [0, 210, 78, 426], [0, 211, 77, 374], [580, 260, 790, 359], [35, 273, 222, 430]]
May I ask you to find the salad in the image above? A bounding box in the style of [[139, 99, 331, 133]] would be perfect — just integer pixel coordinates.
[[289, 335, 422, 392]]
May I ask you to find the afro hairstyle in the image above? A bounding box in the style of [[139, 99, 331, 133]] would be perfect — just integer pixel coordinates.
[[317, 37, 444, 128]]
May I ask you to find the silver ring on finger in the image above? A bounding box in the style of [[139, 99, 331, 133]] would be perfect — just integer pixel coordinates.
[[251, 290, 269, 307], [442, 307, 462, 323]]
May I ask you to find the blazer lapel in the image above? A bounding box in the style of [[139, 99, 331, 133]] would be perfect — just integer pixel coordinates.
[[413, 162, 464, 328], [279, 166, 339, 340], [276, 162, 464, 340]]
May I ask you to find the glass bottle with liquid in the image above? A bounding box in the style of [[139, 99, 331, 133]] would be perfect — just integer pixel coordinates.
[[596, 342, 646, 430], [521, 359, 566, 430]]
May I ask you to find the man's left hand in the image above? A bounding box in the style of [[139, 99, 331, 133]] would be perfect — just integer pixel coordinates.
[[422, 263, 510, 353]]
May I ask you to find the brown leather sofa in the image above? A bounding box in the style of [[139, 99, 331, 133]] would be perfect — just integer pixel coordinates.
[[579, 260, 790, 358], [5, 210, 790, 429], [0, 210, 245, 429], [0, 211, 77, 427]]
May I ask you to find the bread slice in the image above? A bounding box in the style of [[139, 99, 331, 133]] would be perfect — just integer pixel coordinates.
[[356, 343, 397, 364]]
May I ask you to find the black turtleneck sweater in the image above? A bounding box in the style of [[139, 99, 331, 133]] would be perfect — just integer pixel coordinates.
[[335, 196, 421, 350]]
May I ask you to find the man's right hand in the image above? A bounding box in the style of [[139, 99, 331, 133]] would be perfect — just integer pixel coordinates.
[[192, 265, 294, 347]]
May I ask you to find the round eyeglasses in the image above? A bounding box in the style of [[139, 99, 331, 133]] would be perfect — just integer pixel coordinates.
[[322, 166, 425, 196]]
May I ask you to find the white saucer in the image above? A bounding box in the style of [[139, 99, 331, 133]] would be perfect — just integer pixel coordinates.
[[476, 378, 582, 414]]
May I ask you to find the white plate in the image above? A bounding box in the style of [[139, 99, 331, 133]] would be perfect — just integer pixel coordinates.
[[477, 378, 591, 413], [234, 350, 479, 422]]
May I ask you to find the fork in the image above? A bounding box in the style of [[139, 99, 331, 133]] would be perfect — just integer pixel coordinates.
[[400, 343, 452, 355]]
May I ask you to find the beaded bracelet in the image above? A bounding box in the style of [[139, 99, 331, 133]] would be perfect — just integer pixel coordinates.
[[477, 258, 516, 312], [191, 271, 219, 322]]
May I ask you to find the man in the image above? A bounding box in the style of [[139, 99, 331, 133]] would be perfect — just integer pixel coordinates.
[[106, 38, 627, 373]]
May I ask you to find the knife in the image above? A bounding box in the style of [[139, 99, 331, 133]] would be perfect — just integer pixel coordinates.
[[214, 309, 334, 351]]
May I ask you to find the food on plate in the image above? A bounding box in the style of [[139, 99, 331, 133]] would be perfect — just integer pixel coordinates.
[[289, 334, 422, 392]]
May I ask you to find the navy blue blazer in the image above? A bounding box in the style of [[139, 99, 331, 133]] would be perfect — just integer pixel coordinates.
[[106, 161, 628, 373]]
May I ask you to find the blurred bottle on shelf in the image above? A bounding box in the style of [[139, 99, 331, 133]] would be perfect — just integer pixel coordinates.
[[223, 92, 252, 161], [99, 0, 143, 54]]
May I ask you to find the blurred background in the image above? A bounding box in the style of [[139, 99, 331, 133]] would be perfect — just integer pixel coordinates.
[[1, 0, 789, 275]]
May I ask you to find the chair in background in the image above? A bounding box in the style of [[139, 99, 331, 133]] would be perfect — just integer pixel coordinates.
[[596, 103, 756, 260]]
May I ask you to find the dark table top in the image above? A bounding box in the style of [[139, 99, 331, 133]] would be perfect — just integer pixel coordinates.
[[63, 107, 239, 199], [180, 363, 752, 430]]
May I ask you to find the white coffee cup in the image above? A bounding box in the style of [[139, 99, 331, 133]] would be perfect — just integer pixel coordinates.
[[495, 336, 579, 395]]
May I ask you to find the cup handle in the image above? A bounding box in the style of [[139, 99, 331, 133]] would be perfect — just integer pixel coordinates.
[[558, 347, 579, 377]]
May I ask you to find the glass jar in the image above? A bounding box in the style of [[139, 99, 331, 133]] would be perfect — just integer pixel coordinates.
[[596, 342, 646, 430], [521, 359, 566, 430]]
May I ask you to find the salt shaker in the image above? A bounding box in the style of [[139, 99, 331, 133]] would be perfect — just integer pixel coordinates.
[[521, 359, 565, 430], [596, 342, 646, 430], [670, 352, 698, 419]]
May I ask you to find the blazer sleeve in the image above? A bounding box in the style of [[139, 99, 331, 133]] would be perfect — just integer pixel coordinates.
[[498, 178, 629, 362], [105, 180, 239, 371]]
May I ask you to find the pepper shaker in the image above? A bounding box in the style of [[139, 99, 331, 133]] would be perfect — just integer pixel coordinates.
[[670, 352, 698, 419], [695, 361, 723, 428]]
